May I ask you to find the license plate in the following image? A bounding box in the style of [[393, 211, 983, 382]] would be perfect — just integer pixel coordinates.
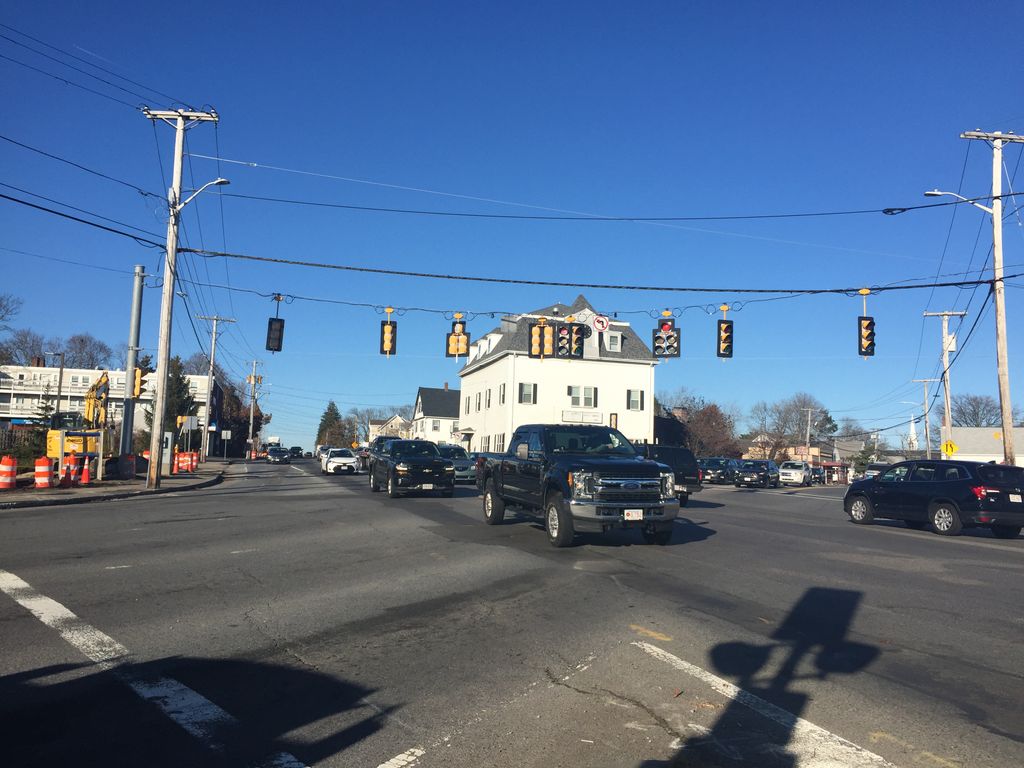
[[675, 485, 688, 493], [624, 509, 643, 521], [1010, 493, 1022, 504], [421, 483, 434, 490]]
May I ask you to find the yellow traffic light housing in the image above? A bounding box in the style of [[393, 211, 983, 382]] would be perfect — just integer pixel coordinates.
[[446, 318, 471, 358], [569, 323, 586, 358], [717, 319, 734, 358], [528, 321, 555, 359], [380, 320, 397, 356], [133, 368, 145, 397], [858, 316, 875, 357]]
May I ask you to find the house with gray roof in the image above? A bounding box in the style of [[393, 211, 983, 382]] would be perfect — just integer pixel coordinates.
[[410, 384, 461, 443], [456, 295, 657, 451]]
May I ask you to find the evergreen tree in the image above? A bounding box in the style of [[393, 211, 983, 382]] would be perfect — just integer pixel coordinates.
[[316, 401, 346, 446]]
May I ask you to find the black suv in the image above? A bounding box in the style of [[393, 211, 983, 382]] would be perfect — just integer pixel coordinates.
[[701, 457, 739, 485], [369, 439, 455, 498], [844, 460, 1024, 538], [735, 460, 780, 488], [638, 444, 702, 506]]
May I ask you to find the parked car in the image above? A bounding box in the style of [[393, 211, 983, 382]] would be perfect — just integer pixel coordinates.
[[735, 459, 780, 488], [437, 444, 474, 483], [701, 457, 740, 485], [863, 462, 889, 480], [266, 447, 291, 465], [779, 461, 812, 487], [322, 448, 359, 474], [304, 451, 313, 458], [369, 439, 455, 498], [637, 444, 701, 506], [289, 446, 304, 458], [811, 466, 826, 485], [470, 451, 504, 492], [844, 460, 1024, 537], [478, 424, 679, 547]]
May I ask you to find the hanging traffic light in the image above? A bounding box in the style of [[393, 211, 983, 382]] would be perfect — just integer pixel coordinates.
[[266, 318, 285, 352], [446, 318, 471, 357], [380, 319, 397, 356], [858, 316, 876, 357], [717, 319, 734, 358], [528, 322, 555, 358], [569, 323, 585, 358], [652, 318, 680, 358], [556, 324, 572, 357]]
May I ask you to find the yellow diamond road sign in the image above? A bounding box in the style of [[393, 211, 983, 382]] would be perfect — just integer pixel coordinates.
[[942, 440, 959, 455]]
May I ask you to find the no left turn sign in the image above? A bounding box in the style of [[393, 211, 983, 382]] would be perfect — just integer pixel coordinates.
[[592, 315, 610, 332]]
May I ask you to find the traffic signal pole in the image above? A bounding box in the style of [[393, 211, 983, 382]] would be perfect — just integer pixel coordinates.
[[119, 265, 146, 457]]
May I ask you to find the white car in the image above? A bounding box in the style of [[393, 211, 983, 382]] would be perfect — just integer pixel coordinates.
[[322, 448, 359, 474], [779, 461, 812, 486]]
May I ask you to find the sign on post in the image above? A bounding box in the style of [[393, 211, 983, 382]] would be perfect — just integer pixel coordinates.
[[221, 430, 232, 440], [942, 440, 959, 456]]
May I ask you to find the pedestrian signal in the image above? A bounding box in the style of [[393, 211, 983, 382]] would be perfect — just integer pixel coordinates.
[[266, 318, 285, 352], [380, 320, 397, 356], [446, 320, 470, 357], [652, 319, 680, 358], [858, 316, 875, 357], [717, 320, 734, 358], [528, 322, 555, 358]]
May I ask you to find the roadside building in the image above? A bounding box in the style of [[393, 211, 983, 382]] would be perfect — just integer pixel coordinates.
[[368, 414, 411, 442], [409, 385, 461, 443], [456, 295, 656, 453], [949, 426, 1024, 467]]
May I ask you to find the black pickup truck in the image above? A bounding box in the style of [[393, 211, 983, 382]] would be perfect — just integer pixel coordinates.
[[478, 424, 679, 547]]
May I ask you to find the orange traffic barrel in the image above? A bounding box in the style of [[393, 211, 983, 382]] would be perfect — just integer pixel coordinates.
[[34, 457, 53, 489], [0, 455, 16, 491], [189, 452, 198, 472], [142, 450, 151, 461]]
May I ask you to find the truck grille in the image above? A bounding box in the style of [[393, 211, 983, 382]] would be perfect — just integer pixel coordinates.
[[595, 476, 662, 503]]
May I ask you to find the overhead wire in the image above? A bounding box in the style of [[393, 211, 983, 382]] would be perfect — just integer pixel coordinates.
[[0, 181, 163, 238], [0, 51, 138, 108]]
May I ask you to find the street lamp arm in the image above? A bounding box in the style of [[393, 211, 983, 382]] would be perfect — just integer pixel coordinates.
[[176, 178, 230, 212], [924, 189, 993, 214]]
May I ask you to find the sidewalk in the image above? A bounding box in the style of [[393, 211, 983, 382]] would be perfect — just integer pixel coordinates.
[[0, 460, 233, 510]]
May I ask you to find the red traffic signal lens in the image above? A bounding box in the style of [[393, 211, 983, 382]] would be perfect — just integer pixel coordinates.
[[660, 321, 673, 332]]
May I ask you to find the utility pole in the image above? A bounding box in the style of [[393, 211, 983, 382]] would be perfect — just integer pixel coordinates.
[[801, 407, 816, 460], [119, 265, 146, 467], [196, 315, 235, 463], [960, 130, 1022, 465], [247, 360, 262, 461], [143, 107, 220, 489], [923, 311, 966, 459], [913, 378, 940, 460]]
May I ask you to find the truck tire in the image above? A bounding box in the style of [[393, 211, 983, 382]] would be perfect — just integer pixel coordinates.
[[544, 491, 574, 548], [678, 493, 689, 507], [369, 470, 381, 492], [483, 480, 506, 525], [387, 472, 402, 499]]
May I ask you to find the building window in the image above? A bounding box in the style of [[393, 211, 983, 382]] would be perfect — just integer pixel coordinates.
[[605, 332, 621, 352], [627, 389, 644, 411], [518, 383, 536, 404], [432, 419, 440, 431], [494, 433, 505, 452], [475, 392, 482, 411], [485, 389, 491, 409], [499, 383, 506, 405], [568, 386, 597, 408], [465, 397, 470, 415]]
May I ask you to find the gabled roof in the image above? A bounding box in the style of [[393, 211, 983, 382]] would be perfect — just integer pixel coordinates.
[[415, 387, 461, 418], [460, 294, 652, 374]]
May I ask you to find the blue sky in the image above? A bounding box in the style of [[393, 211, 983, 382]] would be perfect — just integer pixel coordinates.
[[2, 1, 1023, 448]]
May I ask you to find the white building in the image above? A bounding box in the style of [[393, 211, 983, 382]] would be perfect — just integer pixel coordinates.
[[0, 363, 211, 433], [950, 426, 1024, 467], [457, 295, 656, 453], [410, 385, 461, 443], [368, 413, 411, 442]]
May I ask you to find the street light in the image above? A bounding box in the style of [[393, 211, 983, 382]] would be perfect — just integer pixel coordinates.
[[146, 176, 230, 489], [924, 187, 1015, 465], [44, 350, 64, 423]]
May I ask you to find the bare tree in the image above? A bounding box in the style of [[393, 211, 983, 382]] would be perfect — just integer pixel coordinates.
[[951, 393, 1021, 427], [0, 293, 22, 332], [62, 333, 113, 368], [747, 393, 827, 462], [1, 328, 48, 365]]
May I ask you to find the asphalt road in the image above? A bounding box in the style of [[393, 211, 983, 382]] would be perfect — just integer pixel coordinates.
[[1, 460, 1022, 768]]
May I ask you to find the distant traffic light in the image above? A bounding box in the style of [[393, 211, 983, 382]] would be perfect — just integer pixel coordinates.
[[858, 316, 876, 357], [652, 319, 680, 358], [446, 320, 470, 357], [380, 320, 397, 356], [717, 319, 734, 358], [266, 318, 285, 352], [569, 323, 585, 358], [556, 324, 571, 357], [528, 322, 555, 358], [132, 368, 147, 398]]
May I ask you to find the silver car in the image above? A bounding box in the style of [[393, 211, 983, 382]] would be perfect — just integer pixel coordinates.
[[437, 444, 474, 483], [779, 461, 812, 486]]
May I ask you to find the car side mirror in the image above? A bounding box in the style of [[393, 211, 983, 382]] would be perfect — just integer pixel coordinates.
[[516, 444, 529, 460]]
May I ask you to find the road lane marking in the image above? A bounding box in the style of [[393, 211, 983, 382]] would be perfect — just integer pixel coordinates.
[[632, 641, 896, 767], [104, 565, 133, 570], [230, 548, 259, 555], [0, 568, 308, 768], [375, 747, 426, 767], [630, 624, 673, 641]]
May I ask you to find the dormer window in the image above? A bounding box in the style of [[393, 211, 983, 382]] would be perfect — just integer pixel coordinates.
[[605, 332, 621, 352]]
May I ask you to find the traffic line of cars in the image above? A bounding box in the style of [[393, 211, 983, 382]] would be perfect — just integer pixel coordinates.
[[699, 458, 824, 489]]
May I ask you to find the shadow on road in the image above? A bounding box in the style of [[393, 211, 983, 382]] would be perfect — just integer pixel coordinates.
[[639, 587, 879, 767], [1, 655, 393, 767]]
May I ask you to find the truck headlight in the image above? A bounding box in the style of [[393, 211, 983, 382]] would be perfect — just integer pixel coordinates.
[[444, 463, 455, 472], [661, 472, 676, 498], [570, 471, 595, 499], [395, 462, 409, 472]]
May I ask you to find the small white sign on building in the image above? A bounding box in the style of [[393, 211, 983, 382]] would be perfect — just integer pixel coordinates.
[[562, 410, 603, 424]]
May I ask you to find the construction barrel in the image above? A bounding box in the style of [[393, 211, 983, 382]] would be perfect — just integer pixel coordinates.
[[34, 457, 53, 489], [0, 455, 16, 491]]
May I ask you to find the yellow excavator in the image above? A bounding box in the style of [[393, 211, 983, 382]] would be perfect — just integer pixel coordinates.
[[46, 372, 113, 458]]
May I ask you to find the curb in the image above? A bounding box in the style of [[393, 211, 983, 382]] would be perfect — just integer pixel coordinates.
[[0, 471, 224, 511]]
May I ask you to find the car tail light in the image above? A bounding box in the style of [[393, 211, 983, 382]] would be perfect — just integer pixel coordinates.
[[971, 485, 1000, 500], [698, 469, 703, 482]]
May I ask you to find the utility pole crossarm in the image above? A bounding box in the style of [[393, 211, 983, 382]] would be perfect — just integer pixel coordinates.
[[960, 130, 1024, 143]]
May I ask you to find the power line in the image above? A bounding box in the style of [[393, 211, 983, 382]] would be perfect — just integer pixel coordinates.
[[0, 246, 133, 274], [0, 191, 164, 247], [0, 181, 163, 238], [0, 51, 137, 108]]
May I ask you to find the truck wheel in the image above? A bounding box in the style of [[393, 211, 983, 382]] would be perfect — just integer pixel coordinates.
[[369, 470, 381, 493], [544, 492, 574, 548], [678, 493, 689, 507], [483, 481, 505, 525], [387, 473, 402, 498]]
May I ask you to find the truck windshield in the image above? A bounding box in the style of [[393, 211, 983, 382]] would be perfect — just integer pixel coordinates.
[[393, 441, 440, 458], [546, 427, 638, 456]]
